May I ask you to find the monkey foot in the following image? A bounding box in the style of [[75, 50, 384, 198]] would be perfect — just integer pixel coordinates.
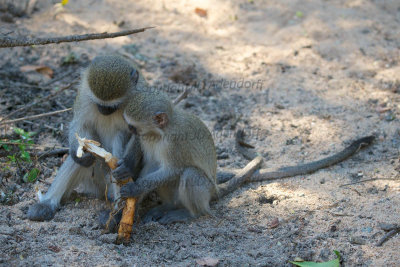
[[98, 209, 122, 233], [141, 205, 171, 224], [157, 209, 193, 225], [27, 202, 56, 221]]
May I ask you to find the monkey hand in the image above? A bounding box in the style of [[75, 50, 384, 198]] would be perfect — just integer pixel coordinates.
[[120, 182, 143, 198], [70, 148, 96, 167], [112, 160, 133, 182]]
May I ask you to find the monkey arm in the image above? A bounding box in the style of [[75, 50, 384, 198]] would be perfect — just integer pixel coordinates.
[[112, 136, 143, 181], [119, 168, 179, 198]]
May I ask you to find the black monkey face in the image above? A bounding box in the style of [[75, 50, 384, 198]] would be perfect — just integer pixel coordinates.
[[97, 104, 119, 115]]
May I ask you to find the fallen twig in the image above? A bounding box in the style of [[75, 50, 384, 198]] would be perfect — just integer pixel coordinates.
[[339, 177, 400, 187], [0, 108, 72, 126], [0, 27, 154, 48], [42, 69, 76, 86], [0, 141, 67, 150], [376, 227, 400, 246], [235, 129, 257, 160], [37, 148, 69, 159], [1, 82, 76, 122], [173, 88, 190, 105]]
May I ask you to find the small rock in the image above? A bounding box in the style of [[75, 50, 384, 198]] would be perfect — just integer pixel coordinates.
[[99, 233, 117, 244], [319, 248, 331, 261], [379, 223, 399, 231], [350, 236, 366, 245], [0, 225, 15, 235], [367, 187, 378, 194], [362, 227, 373, 233], [69, 227, 85, 236], [268, 218, 279, 229], [196, 257, 219, 266], [217, 152, 229, 160], [293, 257, 304, 262]]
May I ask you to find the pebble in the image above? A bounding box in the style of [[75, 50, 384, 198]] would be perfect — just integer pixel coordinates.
[[0, 225, 14, 235], [349, 236, 366, 245]]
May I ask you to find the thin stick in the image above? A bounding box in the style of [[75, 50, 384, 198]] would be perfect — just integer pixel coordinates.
[[376, 228, 400, 246], [1, 82, 75, 121], [42, 69, 75, 86], [0, 141, 67, 150], [37, 148, 69, 159], [173, 88, 190, 105], [0, 108, 72, 125], [0, 27, 154, 48], [235, 129, 257, 160], [339, 177, 400, 187]]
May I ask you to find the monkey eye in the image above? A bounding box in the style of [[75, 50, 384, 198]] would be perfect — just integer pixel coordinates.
[[128, 124, 138, 135], [130, 69, 139, 85]]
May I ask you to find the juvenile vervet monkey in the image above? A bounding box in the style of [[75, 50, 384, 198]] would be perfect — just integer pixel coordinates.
[[114, 90, 374, 224], [27, 55, 143, 221], [113, 90, 217, 224]]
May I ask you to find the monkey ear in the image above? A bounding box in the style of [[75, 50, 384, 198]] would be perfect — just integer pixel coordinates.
[[153, 112, 168, 129]]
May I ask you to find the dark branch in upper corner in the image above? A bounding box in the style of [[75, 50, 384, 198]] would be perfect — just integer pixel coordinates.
[[0, 27, 155, 48]]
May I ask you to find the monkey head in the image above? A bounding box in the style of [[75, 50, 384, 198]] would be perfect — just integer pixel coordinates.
[[124, 91, 173, 136], [85, 55, 142, 115]]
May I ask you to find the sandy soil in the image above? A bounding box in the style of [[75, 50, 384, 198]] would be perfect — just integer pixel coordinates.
[[0, 0, 399, 266]]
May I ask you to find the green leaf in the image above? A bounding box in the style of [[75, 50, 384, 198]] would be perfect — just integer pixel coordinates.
[[23, 168, 40, 183], [296, 11, 304, 18], [18, 144, 26, 151], [0, 143, 11, 151], [62, 52, 79, 65], [13, 127, 25, 136], [27, 131, 36, 137], [20, 151, 31, 162], [289, 251, 340, 267], [7, 155, 16, 163]]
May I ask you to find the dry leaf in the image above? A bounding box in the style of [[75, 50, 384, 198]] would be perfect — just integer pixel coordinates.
[[48, 245, 61, 253], [196, 257, 219, 266], [376, 106, 390, 113], [195, 8, 207, 17], [268, 217, 279, 228], [20, 65, 54, 79]]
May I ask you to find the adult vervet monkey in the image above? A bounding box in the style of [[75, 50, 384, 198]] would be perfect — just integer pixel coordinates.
[[27, 55, 143, 221]]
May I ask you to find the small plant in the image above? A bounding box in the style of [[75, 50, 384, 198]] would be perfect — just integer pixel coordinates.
[[290, 250, 341, 267], [0, 127, 39, 183]]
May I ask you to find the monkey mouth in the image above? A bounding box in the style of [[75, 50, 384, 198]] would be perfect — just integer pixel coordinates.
[[97, 104, 118, 115]]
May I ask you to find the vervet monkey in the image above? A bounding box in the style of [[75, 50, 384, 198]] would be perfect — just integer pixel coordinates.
[[114, 90, 374, 224], [27, 55, 144, 221]]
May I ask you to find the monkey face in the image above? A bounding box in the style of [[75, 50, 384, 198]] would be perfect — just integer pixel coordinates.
[[97, 104, 119, 115]]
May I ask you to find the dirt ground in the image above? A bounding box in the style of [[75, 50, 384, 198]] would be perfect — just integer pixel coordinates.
[[0, 0, 399, 266]]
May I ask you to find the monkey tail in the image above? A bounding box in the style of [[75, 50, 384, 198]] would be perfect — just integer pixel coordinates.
[[216, 135, 375, 199], [214, 156, 263, 200]]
